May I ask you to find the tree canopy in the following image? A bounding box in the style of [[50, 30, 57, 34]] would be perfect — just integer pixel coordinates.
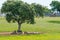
[[31, 3, 44, 17], [43, 7, 51, 14], [50, 1, 60, 12], [1, 1, 35, 24]]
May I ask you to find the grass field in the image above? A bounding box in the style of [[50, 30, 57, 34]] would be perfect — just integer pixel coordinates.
[[0, 17, 60, 40]]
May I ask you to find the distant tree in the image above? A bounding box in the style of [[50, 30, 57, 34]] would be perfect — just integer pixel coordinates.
[[50, 1, 60, 12], [43, 7, 51, 14]]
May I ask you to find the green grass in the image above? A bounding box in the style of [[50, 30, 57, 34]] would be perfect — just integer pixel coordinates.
[[0, 17, 60, 40], [0, 33, 60, 40]]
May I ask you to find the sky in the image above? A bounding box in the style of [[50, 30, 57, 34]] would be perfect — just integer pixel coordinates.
[[0, 0, 60, 9]]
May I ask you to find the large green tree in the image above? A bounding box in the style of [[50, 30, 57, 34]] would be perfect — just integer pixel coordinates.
[[1, 0, 44, 32], [1, 0, 35, 32]]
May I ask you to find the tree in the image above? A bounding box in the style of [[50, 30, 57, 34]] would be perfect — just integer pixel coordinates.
[[1, 0, 44, 32], [50, 1, 60, 12], [1, 0, 35, 32], [43, 7, 51, 13], [31, 3, 44, 17]]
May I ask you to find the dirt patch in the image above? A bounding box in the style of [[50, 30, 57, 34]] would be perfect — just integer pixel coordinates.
[[0, 32, 12, 35], [0, 32, 44, 35]]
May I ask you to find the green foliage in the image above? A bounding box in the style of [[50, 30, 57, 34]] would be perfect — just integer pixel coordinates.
[[1, 0, 35, 24], [31, 3, 44, 17], [50, 1, 60, 11], [43, 7, 51, 14]]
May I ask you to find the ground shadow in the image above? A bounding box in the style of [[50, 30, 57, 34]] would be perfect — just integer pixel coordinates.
[[48, 21, 60, 24]]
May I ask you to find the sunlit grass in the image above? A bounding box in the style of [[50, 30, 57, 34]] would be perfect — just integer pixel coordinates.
[[0, 17, 60, 40], [0, 33, 60, 40]]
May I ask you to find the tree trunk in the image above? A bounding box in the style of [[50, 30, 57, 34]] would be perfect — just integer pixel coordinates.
[[17, 21, 22, 32]]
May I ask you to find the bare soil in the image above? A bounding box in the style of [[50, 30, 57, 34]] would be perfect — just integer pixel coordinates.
[[0, 32, 44, 35]]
